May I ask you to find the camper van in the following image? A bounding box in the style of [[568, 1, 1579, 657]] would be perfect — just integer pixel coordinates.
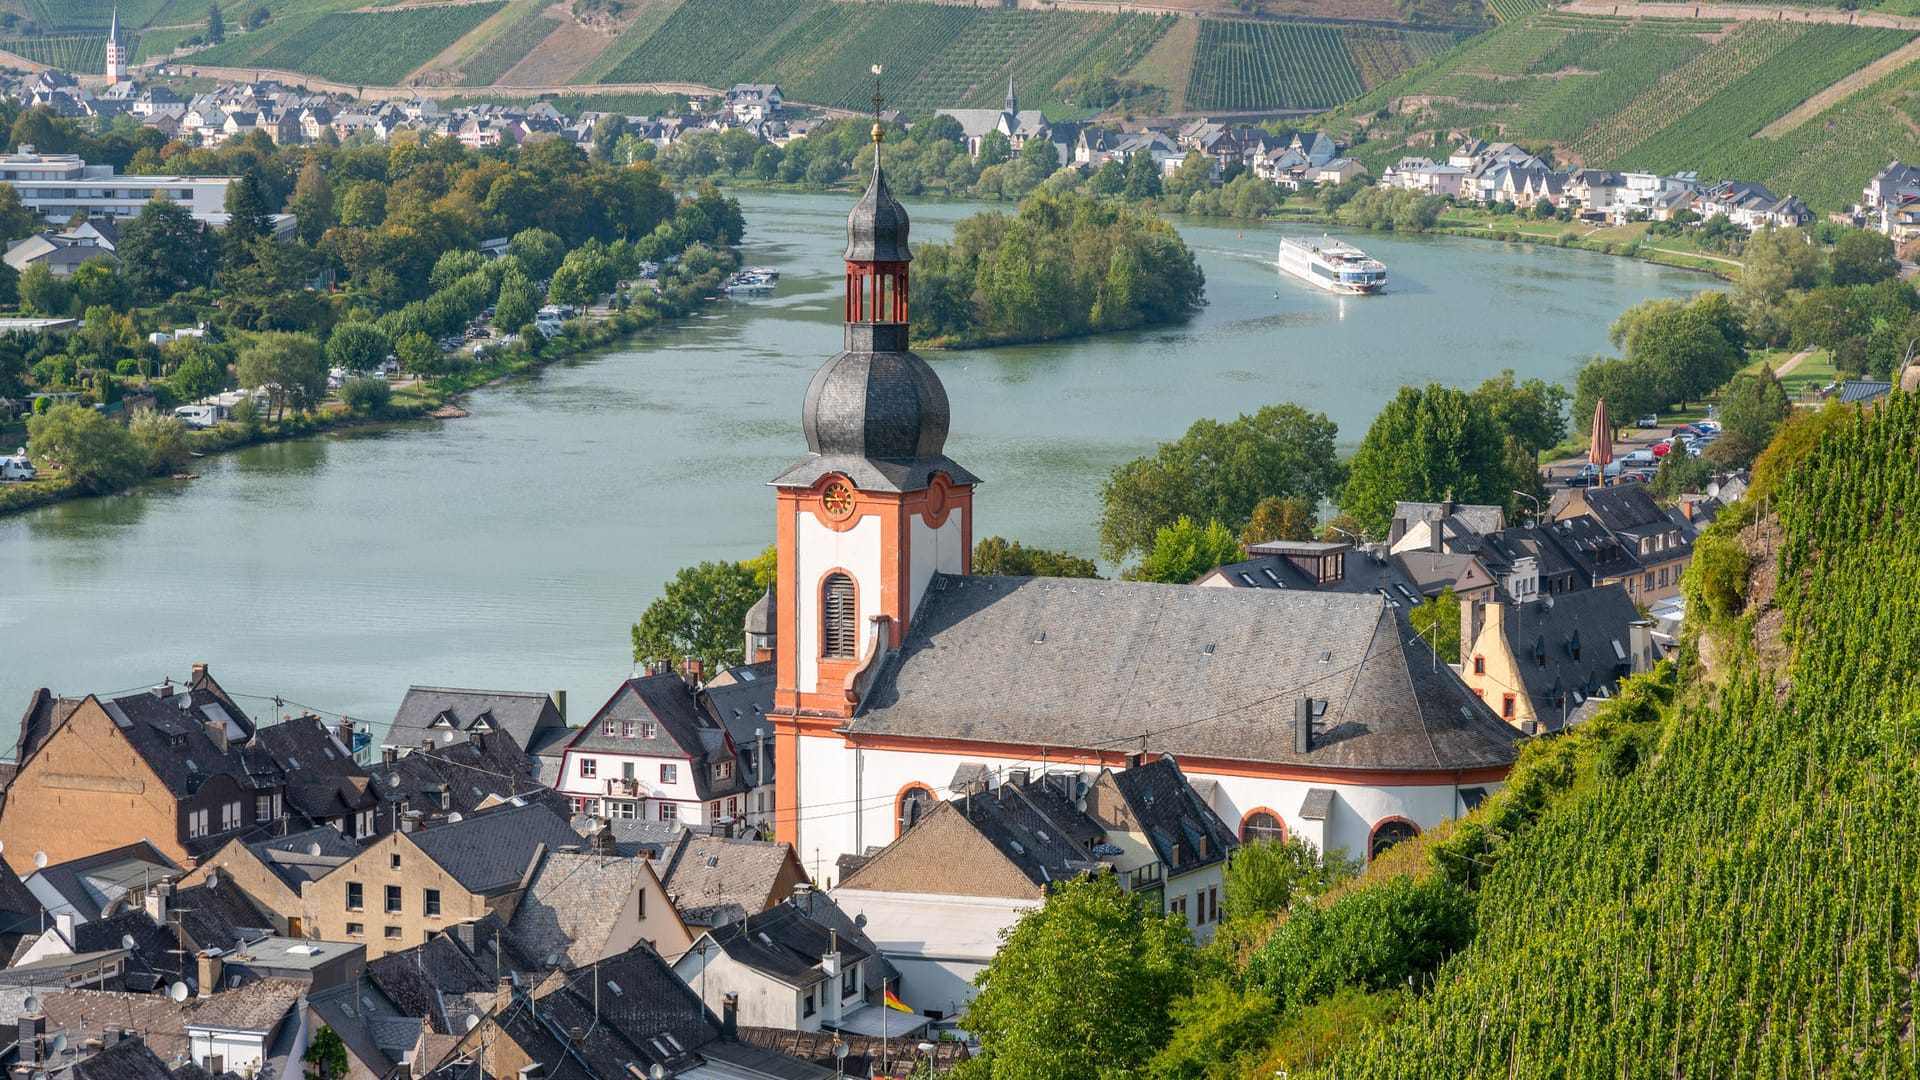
[[174, 404, 224, 429], [0, 452, 35, 481]]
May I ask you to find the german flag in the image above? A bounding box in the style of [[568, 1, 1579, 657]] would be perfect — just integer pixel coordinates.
[[883, 988, 914, 1014]]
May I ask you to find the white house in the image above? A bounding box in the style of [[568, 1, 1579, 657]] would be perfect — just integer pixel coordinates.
[[556, 674, 750, 827], [671, 902, 872, 1033]]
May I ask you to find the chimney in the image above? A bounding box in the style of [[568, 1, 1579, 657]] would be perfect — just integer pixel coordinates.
[[205, 1057, 223, 1076], [1294, 697, 1312, 755], [1628, 620, 1654, 675], [145, 881, 172, 923], [1007, 767, 1030, 789], [496, 975, 514, 1013], [20, 1010, 44, 1065], [1123, 751, 1144, 770], [197, 950, 223, 998], [721, 993, 739, 1039], [402, 810, 421, 833], [568, 1027, 585, 1050], [551, 690, 567, 725], [204, 719, 229, 751], [337, 717, 356, 751], [55, 910, 75, 946], [382, 745, 397, 766], [591, 819, 614, 856], [191, 662, 208, 682], [437, 783, 451, 811], [1461, 596, 1486, 661], [683, 658, 704, 688]]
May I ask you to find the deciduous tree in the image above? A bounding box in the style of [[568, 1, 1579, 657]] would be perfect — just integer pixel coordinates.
[[630, 558, 763, 671], [1134, 516, 1242, 583], [1341, 383, 1505, 537], [970, 536, 1100, 578], [27, 402, 143, 493]]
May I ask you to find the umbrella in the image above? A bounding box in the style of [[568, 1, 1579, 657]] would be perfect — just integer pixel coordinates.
[[1589, 397, 1613, 486]]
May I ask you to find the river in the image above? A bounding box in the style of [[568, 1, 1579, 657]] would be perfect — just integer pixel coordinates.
[[0, 191, 1714, 732]]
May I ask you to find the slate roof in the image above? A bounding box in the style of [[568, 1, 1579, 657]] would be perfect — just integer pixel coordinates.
[[735, 1027, 960, 1077], [701, 904, 868, 990], [254, 717, 378, 822], [29, 841, 179, 923], [510, 852, 655, 970], [168, 880, 273, 955], [185, 977, 305, 1031], [656, 834, 799, 928], [369, 735, 568, 828], [93, 675, 277, 802], [935, 785, 1107, 889], [566, 677, 746, 802], [387, 688, 566, 757], [307, 977, 408, 1078], [366, 936, 492, 1033], [1392, 551, 1496, 598], [787, 888, 897, 988], [849, 576, 1520, 772], [702, 663, 775, 789], [1103, 760, 1238, 878], [70, 910, 178, 990], [1496, 586, 1643, 729], [408, 803, 581, 896], [1539, 514, 1641, 584], [1477, 526, 1582, 592], [1837, 379, 1893, 404], [482, 946, 722, 1080], [65, 1033, 180, 1080], [0, 856, 46, 960], [243, 828, 358, 890], [14, 688, 82, 766], [42, 991, 190, 1063]]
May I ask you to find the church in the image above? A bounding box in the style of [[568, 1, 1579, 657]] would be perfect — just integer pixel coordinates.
[[761, 127, 1521, 882]]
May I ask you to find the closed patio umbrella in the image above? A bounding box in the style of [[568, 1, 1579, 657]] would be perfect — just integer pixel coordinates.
[[1589, 397, 1613, 487]]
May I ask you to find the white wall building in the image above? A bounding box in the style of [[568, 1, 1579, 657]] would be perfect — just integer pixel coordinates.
[[0, 152, 234, 223]]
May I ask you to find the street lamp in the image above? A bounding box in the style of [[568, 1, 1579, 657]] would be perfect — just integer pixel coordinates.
[[1510, 488, 1541, 524]]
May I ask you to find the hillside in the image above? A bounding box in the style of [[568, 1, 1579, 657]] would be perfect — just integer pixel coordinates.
[[0, 0, 1472, 118], [1269, 395, 1920, 1076], [1325, 9, 1920, 212]]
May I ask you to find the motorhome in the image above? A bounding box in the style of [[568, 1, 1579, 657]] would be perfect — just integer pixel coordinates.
[[0, 452, 36, 481], [174, 404, 225, 428]]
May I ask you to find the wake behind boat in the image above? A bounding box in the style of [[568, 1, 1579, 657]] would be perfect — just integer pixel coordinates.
[[1278, 235, 1387, 295]]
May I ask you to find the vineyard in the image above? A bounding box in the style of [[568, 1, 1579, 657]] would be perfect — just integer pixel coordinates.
[[595, 0, 1171, 116], [1182, 20, 1454, 111], [0, 33, 115, 71], [190, 2, 506, 85], [21, 0, 173, 32], [1315, 394, 1920, 1078], [454, 7, 561, 85], [1482, 0, 1546, 22], [1328, 12, 1918, 212]]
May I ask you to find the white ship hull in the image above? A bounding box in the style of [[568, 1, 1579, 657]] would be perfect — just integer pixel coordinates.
[[1278, 236, 1387, 295]]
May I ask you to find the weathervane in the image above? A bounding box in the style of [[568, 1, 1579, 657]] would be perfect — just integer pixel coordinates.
[[871, 63, 885, 144]]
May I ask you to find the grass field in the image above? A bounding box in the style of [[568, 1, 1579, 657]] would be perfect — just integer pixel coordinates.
[[187, 2, 505, 84]]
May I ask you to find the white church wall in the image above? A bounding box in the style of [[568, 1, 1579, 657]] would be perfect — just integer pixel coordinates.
[[908, 511, 965, 620], [796, 512, 882, 694]]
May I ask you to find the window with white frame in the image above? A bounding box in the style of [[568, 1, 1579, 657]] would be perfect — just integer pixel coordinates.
[[658, 802, 677, 821], [713, 760, 733, 781], [187, 808, 208, 838], [610, 801, 636, 819], [222, 801, 241, 831], [256, 794, 274, 822], [640, 722, 657, 739], [622, 719, 636, 737], [601, 719, 616, 736], [580, 758, 597, 779]]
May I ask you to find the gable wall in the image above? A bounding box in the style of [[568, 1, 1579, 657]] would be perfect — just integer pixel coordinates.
[[0, 700, 182, 866]]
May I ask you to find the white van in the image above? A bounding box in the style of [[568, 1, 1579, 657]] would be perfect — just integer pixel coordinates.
[[0, 453, 35, 481], [174, 404, 223, 429]]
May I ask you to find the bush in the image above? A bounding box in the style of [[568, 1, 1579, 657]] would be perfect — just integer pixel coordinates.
[[338, 376, 392, 416], [1243, 875, 1476, 1013], [26, 402, 144, 494], [128, 408, 190, 476]]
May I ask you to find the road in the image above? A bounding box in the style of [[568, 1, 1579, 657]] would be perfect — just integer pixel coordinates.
[[167, 64, 724, 102], [1554, 0, 1920, 29]]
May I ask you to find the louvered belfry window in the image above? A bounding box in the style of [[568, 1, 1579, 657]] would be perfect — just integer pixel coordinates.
[[822, 574, 857, 658]]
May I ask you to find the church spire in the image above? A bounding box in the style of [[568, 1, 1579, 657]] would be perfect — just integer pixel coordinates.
[[109, 5, 118, 44], [1004, 77, 1017, 115]]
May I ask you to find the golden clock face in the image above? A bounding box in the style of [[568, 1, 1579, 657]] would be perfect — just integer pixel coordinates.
[[822, 482, 855, 519]]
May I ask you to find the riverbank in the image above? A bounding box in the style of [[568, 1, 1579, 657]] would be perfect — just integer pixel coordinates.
[[0, 267, 734, 520]]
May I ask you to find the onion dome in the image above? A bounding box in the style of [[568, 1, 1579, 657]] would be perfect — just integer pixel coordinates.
[[801, 348, 950, 460], [845, 158, 912, 263]]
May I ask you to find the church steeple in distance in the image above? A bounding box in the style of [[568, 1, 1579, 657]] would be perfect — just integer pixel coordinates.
[[1004, 77, 1017, 115]]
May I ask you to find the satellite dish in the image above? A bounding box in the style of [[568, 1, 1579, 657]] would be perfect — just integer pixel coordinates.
[[49, 1034, 67, 1054], [649, 1067, 666, 1080], [121, 934, 137, 950], [447, 813, 464, 823], [33, 851, 47, 869], [205, 872, 218, 890], [168, 982, 190, 1003], [307, 843, 322, 857], [464, 1015, 480, 1033], [0, 838, 7, 853], [853, 914, 867, 929], [544, 952, 560, 968], [1075, 797, 1088, 813], [22, 995, 40, 1013]]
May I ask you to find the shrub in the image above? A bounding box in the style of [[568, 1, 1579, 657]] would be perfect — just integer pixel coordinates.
[[338, 376, 392, 416]]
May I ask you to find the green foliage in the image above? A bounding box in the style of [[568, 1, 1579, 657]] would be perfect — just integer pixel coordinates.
[[970, 537, 1100, 579], [17, 263, 67, 317], [303, 1026, 347, 1080], [236, 332, 327, 419], [1340, 383, 1505, 537], [1240, 494, 1316, 546], [1244, 875, 1475, 1012], [911, 192, 1203, 349], [167, 341, 228, 403], [120, 196, 214, 301], [1185, 21, 1370, 111], [338, 376, 392, 416], [1133, 516, 1242, 584], [1222, 837, 1357, 926], [193, 4, 506, 85], [1647, 442, 1710, 499], [127, 408, 189, 477], [956, 876, 1193, 1080], [493, 268, 539, 338], [325, 322, 390, 374], [27, 402, 143, 494], [506, 228, 566, 282], [394, 331, 439, 375], [1143, 982, 1280, 1080], [630, 557, 763, 671], [1097, 403, 1342, 563], [1407, 586, 1461, 665], [1829, 227, 1898, 287], [1716, 362, 1790, 461]]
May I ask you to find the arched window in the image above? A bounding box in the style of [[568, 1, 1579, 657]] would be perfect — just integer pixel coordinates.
[[822, 574, 856, 658], [1369, 818, 1420, 861], [1239, 810, 1285, 844], [898, 784, 935, 835]]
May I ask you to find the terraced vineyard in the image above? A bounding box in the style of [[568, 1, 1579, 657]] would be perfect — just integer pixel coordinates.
[[1332, 12, 1918, 211], [21, 0, 172, 32], [1185, 20, 1364, 110], [456, 7, 561, 85], [0, 33, 115, 71], [190, 2, 506, 84], [595, 0, 1171, 116]]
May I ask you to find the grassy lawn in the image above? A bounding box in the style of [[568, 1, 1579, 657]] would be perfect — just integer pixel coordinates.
[[1745, 347, 1835, 402]]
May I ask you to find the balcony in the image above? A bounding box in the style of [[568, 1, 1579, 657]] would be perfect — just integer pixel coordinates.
[[1128, 863, 1163, 891], [603, 778, 640, 799]]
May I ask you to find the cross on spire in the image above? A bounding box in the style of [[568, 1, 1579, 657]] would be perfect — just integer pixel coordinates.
[[870, 63, 885, 146]]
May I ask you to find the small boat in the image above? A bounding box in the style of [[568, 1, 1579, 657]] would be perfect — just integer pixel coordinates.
[[724, 271, 777, 295], [1278, 236, 1387, 295], [744, 265, 781, 282]]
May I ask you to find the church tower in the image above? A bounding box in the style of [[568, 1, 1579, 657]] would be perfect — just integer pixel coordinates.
[[104, 7, 128, 86], [768, 122, 978, 848]]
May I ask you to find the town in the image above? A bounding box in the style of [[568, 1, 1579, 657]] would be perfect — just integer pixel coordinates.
[[1, 1, 1919, 1077]]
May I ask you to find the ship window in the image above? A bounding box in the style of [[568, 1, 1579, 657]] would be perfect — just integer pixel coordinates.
[[822, 574, 857, 659]]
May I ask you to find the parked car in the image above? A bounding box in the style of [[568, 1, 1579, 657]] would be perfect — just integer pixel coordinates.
[[1636, 413, 1659, 428], [1621, 448, 1657, 467], [1694, 420, 1721, 434], [1651, 441, 1672, 458]]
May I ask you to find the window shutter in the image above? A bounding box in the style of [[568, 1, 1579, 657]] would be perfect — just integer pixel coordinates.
[[822, 574, 856, 658]]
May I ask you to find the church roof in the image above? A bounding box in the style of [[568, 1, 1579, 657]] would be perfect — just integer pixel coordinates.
[[846, 575, 1520, 773], [845, 160, 910, 263]]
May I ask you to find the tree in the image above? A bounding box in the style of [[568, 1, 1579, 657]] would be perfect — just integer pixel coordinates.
[[1123, 151, 1163, 200], [1407, 586, 1461, 665], [287, 155, 334, 244], [976, 130, 1011, 168], [69, 257, 126, 310], [1341, 383, 1505, 537], [1145, 983, 1281, 1080], [1221, 836, 1356, 925], [1620, 301, 1739, 410], [1168, 151, 1213, 199], [236, 332, 327, 419], [591, 114, 627, 163], [918, 114, 965, 146], [1647, 443, 1711, 499], [429, 249, 487, 292], [1716, 363, 1790, 459], [395, 330, 440, 375], [971, 537, 1100, 578], [128, 408, 190, 476], [338, 375, 391, 415], [1572, 355, 1656, 444], [326, 322, 390, 374], [0, 184, 41, 243], [167, 341, 227, 402], [493, 267, 539, 337], [221, 173, 272, 271], [1830, 227, 1898, 287], [1789, 285, 1871, 353], [1738, 226, 1822, 306], [630, 558, 763, 671], [27, 402, 143, 494], [1089, 157, 1125, 196], [956, 876, 1193, 1080], [506, 228, 566, 282], [1098, 403, 1341, 562], [1134, 516, 1242, 583], [206, 3, 226, 43], [1471, 369, 1569, 453], [1240, 494, 1315, 545], [17, 262, 67, 316], [304, 1026, 347, 1080], [120, 196, 212, 299], [243, 5, 270, 30]]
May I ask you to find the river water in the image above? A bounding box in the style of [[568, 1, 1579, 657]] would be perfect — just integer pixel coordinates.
[[0, 192, 1714, 731]]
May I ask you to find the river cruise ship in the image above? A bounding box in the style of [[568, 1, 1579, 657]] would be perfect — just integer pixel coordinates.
[[1277, 236, 1387, 294]]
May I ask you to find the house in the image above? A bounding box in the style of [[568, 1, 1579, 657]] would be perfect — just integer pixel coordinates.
[[936, 81, 1051, 159], [385, 686, 573, 783], [1394, 550, 1499, 603], [509, 847, 692, 966], [254, 715, 381, 841], [177, 827, 360, 938], [13, 1029, 181, 1080], [701, 662, 778, 835], [671, 901, 872, 1033], [652, 831, 810, 931], [3, 229, 122, 278], [427, 943, 834, 1080], [0, 667, 299, 868], [301, 803, 581, 958], [1080, 759, 1238, 933], [1535, 512, 1644, 595], [1460, 584, 1654, 733], [1863, 160, 1920, 241], [1553, 485, 1692, 602], [1694, 180, 1812, 230], [20, 841, 177, 927], [726, 84, 783, 123], [556, 674, 749, 827], [368, 730, 570, 830]]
